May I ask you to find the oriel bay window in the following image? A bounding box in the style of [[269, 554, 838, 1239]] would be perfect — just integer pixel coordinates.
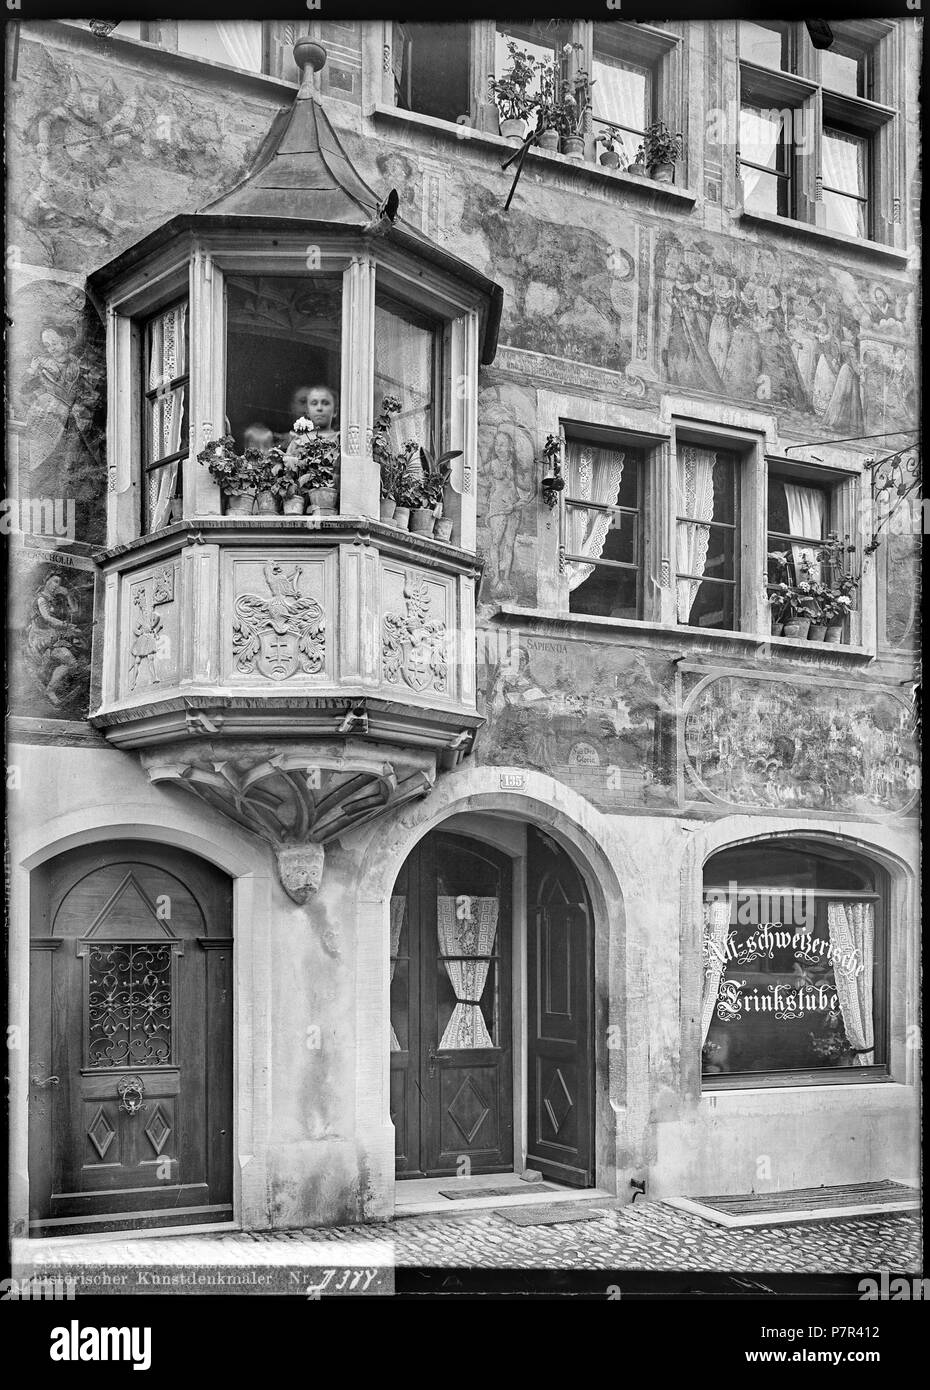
[[676, 446, 739, 631], [702, 840, 886, 1083], [565, 438, 643, 621], [143, 301, 188, 534]]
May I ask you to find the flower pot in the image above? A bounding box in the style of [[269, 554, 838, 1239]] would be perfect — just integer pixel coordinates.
[[256, 489, 280, 515], [808, 623, 827, 642], [650, 161, 675, 183], [561, 135, 585, 161], [409, 507, 435, 535], [307, 487, 338, 516], [537, 128, 560, 152], [599, 150, 621, 169], [282, 496, 305, 515], [434, 516, 454, 543], [380, 497, 397, 522], [225, 492, 256, 516], [392, 505, 410, 530], [627, 161, 647, 177], [782, 618, 811, 640], [771, 620, 784, 637], [824, 624, 844, 643], [500, 116, 529, 144]]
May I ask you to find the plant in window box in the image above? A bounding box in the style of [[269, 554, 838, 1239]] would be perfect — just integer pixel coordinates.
[[372, 395, 404, 522], [626, 142, 648, 178], [268, 449, 310, 515], [767, 552, 820, 639], [197, 436, 259, 515], [642, 121, 683, 183], [816, 532, 860, 643], [534, 61, 562, 151], [419, 443, 462, 542], [488, 41, 541, 142], [554, 61, 595, 161], [595, 125, 623, 170]]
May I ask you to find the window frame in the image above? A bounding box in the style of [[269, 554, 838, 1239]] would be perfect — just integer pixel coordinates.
[[675, 447, 741, 634], [563, 438, 645, 622], [701, 840, 890, 1090]]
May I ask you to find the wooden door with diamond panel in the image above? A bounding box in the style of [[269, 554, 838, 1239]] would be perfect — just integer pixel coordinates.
[[391, 831, 513, 1177], [29, 843, 233, 1236]]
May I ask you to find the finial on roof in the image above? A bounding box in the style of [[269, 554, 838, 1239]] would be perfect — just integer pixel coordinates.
[[294, 38, 327, 95]]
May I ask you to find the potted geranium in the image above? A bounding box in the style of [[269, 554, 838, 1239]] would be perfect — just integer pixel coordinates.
[[555, 61, 594, 160], [197, 435, 259, 515], [372, 395, 404, 522], [596, 124, 623, 169], [627, 142, 648, 177], [488, 40, 540, 142], [816, 532, 860, 643], [286, 416, 339, 515], [534, 59, 561, 151], [268, 448, 309, 515], [643, 121, 683, 183]]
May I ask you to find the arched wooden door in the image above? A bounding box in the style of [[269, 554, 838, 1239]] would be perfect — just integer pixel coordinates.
[[29, 842, 233, 1236], [391, 831, 513, 1177]]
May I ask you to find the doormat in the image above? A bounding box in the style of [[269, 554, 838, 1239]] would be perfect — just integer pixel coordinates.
[[496, 1204, 610, 1226], [668, 1180, 919, 1230], [437, 1184, 559, 1200]]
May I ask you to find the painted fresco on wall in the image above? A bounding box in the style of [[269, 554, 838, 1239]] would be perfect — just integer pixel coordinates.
[[883, 532, 921, 651], [9, 37, 269, 269], [8, 277, 107, 545], [10, 546, 96, 721], [475, 383, 539, 605], [683, 676, 918, 815], [476, 630, 676, 810], [654, 231, 917, 434]]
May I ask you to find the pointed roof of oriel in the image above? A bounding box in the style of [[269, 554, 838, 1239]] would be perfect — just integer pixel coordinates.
[[200, 39, 379, 223]]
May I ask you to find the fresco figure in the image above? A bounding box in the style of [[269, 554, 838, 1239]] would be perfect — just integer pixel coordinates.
[[484, 423, 535, 596], [23, 573, 90, 710]]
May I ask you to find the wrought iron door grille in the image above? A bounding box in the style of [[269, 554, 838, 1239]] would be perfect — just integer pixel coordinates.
[[86, 943, 172, 1068]]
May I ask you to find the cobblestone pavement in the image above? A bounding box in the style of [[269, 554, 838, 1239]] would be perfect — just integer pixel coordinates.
[[220, 1201, 921, 1273]]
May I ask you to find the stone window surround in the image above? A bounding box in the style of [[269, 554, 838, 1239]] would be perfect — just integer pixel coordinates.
[[532, 390, 877, 661], [102, 233, 483, 553], [736, 19, 905, 253]]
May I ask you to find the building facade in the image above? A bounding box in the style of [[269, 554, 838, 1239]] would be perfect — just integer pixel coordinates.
[[6, 17, 920, 1238]]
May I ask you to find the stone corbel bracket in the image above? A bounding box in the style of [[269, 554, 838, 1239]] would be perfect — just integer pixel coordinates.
[[141, 738, 436, 909]]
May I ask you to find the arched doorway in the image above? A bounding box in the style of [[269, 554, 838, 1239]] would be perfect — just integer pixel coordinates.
[[389, 824, 595, 1186], [28, 841, 233, 1236]]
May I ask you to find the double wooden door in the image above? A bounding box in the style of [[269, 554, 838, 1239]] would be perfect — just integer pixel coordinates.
[[391, 831, 513, 1177], [29, 843, 233, 1236]]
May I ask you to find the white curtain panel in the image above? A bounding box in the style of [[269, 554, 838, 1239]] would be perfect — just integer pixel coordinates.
[[676, 446, 716, 622], [701, 899, 731, 1045], [822, 130, 865, 238], [739, 105, 781, 206], [827, 902, 875, 1065], [593, 57, 648, 163], [374, 305, 432, 452], [784, 482, 824, 583], [564, 441, 625, 590], [437, 895, 499, 1050], [148, 303, 187, 532], [216, 22, 263, 73], [389, 895, 406, 1052]]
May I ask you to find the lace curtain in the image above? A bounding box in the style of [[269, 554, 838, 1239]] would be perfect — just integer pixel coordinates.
[[147, 303, 187, 533], [784, 483, 825, 583], [738, 105, 781, 208], [701, 899, 731, 1045], [389, 895, 406, 1052], [822, 130, 866, 237], [437, 896, 499, 1050], [564, 440, 625, 591], [676, 445, 716, 622], [827, 902, 875, 1065]]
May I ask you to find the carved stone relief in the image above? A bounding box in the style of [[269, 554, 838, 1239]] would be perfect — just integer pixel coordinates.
[[382, 569, 448, 694], [232, 559, 326, 681]]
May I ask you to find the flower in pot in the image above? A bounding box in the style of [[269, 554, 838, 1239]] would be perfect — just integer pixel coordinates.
[[815, 532, 860, 643], [416, 442, 462, 536], [268, 448, 310, 515], [488, 41, 540, 142], [596, 124, 623, 169], [643, 121, 683, 183], [627, 142, 648, 177], [533, 58, 562, 150], [373, 395, 403, 521], [555, 62, 594, 160], [287, 417, 339, 515], [197, 435, 258, 514]]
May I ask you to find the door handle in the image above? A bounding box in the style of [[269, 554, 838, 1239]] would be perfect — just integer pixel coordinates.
[[117, 1075, 146, 1114], [31, 1073, 60, 1088], [427, 1043, 442, 1078]]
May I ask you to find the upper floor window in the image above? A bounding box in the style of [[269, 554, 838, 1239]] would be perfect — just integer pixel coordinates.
[[822, 125, 870, 238], [374, 293, 443, 457], [176, 21, 264, 73], [143, 302, 188, 534], [702, 839, 886, 1082], [766, 474, 827, 585], [565, 438, 643, 620], [738, 20, 794, 72], [591, 22, 681, 172], [392, 21, 471, 124], [676, 446, 739, 631]]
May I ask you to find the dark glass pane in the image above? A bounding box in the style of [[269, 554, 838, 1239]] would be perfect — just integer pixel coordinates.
[[569, 563, 639, 620], [225, 274, 343, 450], [616, 453, 640, 507], [767, 476, 791, 532], [404, 23, 471, 124], [685, 576, 736, 630], [711, 454, 736, 525], [706, 842, 877, 892]]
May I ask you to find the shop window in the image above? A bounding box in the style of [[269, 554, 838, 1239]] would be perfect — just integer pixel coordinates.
[[393, 22, 472, 125], [565, 439, 643, 621], [373, 292, 442, 456], [143, 302, 188, 534], [702, 840, 886, 1081], [676, 446, 739, 631], [224, 274, 342, 452]]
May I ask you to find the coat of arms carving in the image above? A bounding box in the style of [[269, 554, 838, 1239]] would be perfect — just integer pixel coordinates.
[[233, 560, 325, 681], [382, 572, 447, 693]]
